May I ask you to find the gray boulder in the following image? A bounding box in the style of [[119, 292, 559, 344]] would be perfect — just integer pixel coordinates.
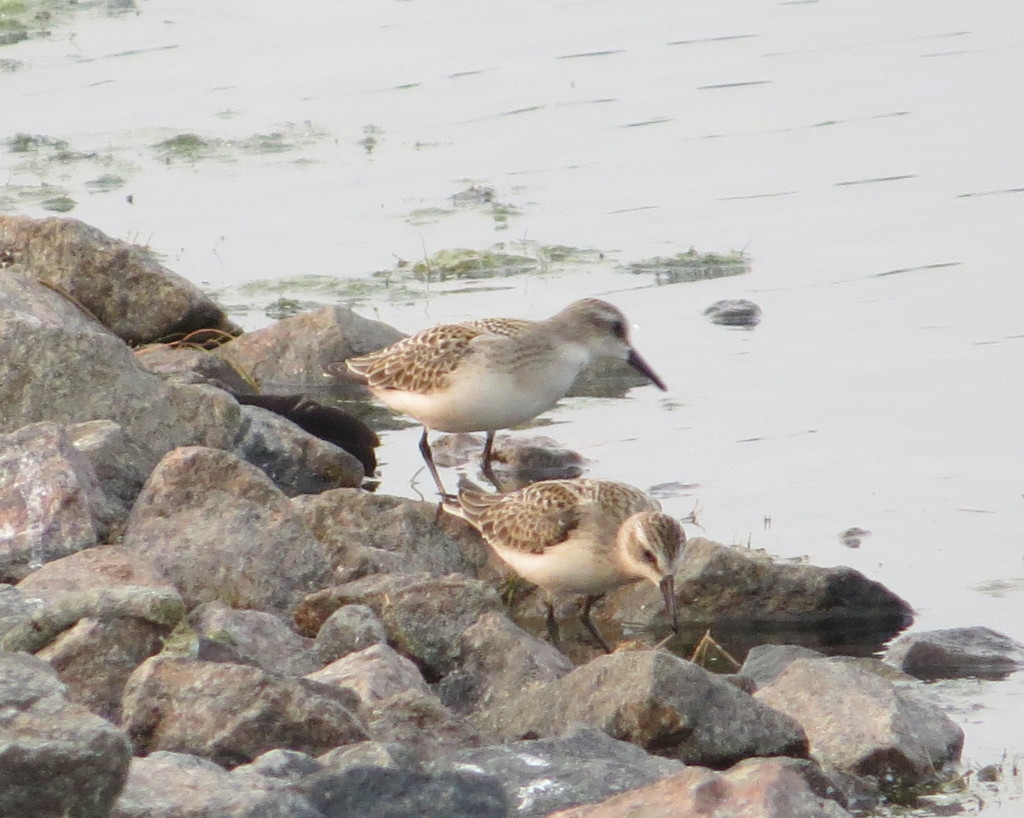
[[121, 656, 368, 767], [307, 643, 431, 706], [37, 616, 168, 722], [216, 304, 404, 392], [67, 419, 152, 534], [0, 422, 118, 580], [754, 656, 963, 785], [0, 273, 241, 471], [293, 573, 504, 679], [609, 537, 914, 632], [302, 766, 510, 818], [549, 757, 851, 818], [0, 214, 239, 345], [190, 600, 319, 676], [111, 751, 324, 818], [122, 446, 332, 617], [292, 488, 489, 581], [313, 604, 388, 664], [436, 611, 573, 715], [0, 650, 131, 818], [231, 403, 366, 494], [475, 649, 808, 766], [431, 726, 684, 818]]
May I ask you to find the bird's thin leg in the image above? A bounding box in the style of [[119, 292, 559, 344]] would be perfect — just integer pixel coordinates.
[[480, 429, 499, 489], [545, 600, 562, 649], [418, 427, 451, 498], [581, 594, 614, 654]]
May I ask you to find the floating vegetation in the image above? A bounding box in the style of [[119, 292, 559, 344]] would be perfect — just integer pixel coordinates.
[[153, 133, 218, 162], [625, 248, 749, 285], [410, 247, 540, 281], [85, 173, 127, 192], [40, 194, 75, 212]]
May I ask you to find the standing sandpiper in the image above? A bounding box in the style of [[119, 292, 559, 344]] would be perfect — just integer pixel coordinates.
[[343, 298, 666, 495], [446, 477, 685, 653]]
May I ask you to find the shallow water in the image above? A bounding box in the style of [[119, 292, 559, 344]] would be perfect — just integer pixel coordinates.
[[4, 0, 1024, 810]]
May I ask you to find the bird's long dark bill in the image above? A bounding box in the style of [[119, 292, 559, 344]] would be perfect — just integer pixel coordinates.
[[659, 575, 679, 633], [628, 349, 667, 391]]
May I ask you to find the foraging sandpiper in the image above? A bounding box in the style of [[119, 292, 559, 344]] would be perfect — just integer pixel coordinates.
[[343, 298, 666, 494], [447, 477, 685, 653]]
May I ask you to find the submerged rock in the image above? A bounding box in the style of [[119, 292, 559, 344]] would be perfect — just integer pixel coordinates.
[[704, 298, 763, 327], [884, 626, 1024, 680]]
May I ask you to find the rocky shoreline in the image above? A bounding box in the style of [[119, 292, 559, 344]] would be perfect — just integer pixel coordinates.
[[2, 215, 1022, 817]]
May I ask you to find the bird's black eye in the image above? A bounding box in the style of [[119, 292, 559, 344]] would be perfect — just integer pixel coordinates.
[[610, 319, 627, 339], [642, 549, 658, 565]]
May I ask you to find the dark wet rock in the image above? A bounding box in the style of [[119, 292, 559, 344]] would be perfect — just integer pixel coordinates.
[[302, 765, 510, 818], [293, 489, 488, 582], [307, 643, 431, 706], [838, 526, 870, 548], [121, 655, 367, 767], [135, 343, 256, 393], [0, 422, 118, 581], [314, 604, 388, 664], [740, 644, 829, 688], [703, 298, 763, 327], [0, 214, 239, 345], [231, 401, 366, 494], [293, 573, 504, 680], [36, 616, 167, 722], [436, 611, 573, 715], [431, 726, 684, 818], [754, 656, 963, 785], [0, 650, 132, 818], [190, 600, 319, 676], [884, 626, 1024, 680], [610, 538, 913, 634], [475, 649, 807, 766], [550, 756, 851, 818], [0, 273, 241, 471], [432, 433, 585, 490], [67, 419, 151, 535], [122, 446, 331, 617], [235, 392, 380, 477], [218, 304, 405, 391], [363, 688, 485, 762], [111, 751, 324, 818]]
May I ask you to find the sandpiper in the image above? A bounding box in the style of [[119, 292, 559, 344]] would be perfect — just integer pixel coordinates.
[[446, 477, 685, 653], [343, 299, 666, 495]]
